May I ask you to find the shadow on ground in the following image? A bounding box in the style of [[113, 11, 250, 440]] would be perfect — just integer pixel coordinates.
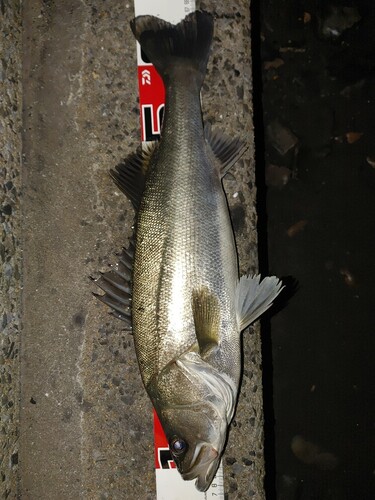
[[254, 0, 375, 498]]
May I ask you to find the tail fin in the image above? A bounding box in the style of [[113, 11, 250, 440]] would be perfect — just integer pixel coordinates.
[[130, 11, 213, 84]]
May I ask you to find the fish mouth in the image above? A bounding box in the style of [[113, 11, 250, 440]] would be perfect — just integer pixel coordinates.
[[179, 443, 220, 492]]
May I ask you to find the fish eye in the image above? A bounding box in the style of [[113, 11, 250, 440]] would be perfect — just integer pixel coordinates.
[[170, 436, 187, 455]]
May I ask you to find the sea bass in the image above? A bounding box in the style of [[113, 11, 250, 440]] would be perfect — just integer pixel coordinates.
[[95, 11, 282, 492]]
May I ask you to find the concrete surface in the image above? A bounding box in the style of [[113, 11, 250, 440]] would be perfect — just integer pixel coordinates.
[[14, 0, 262, 498], [0, 2, 22, 499]]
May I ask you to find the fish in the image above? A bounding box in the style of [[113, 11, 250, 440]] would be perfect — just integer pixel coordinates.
[[94, 10, 283, 492]]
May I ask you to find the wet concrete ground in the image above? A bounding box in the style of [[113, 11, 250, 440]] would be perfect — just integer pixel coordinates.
[[256, 1, 375, 498]]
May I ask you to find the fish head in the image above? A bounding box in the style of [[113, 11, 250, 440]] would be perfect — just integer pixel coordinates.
[[153, 351, 237, 491], [161, 403, 223, 491]]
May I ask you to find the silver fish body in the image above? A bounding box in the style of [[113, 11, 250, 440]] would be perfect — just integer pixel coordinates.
[[96, 11, 283, 492], [133, 80, 241, 391]]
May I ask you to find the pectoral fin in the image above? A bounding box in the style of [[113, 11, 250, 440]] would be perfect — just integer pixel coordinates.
[[205, 123, 247, 177], [191, 287, 221, 356], [235, 275, 283, 331]]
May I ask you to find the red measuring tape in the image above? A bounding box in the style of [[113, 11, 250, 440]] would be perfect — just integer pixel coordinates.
[[133, 1, 225, 498]]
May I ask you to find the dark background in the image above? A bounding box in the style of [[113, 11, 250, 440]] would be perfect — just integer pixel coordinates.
[[252, 1, 375, 498]]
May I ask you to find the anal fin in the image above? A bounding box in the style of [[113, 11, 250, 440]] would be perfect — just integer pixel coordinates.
[[235, 275, 283, 331]]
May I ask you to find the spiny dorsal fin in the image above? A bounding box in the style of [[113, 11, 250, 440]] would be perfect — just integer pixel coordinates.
[[191, 286, 221, 356], [92, 241, 135, 330], [205, 123, 248, 177], [110, 142, 157, 210], [235, 274, 284, 331]]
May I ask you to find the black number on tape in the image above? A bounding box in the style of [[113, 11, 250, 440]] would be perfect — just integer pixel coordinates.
[[142, 104, 164, 141], [159, 448, 175, 469]]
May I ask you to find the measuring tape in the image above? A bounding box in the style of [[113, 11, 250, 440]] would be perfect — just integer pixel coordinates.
[[133, 1, 225, 498]]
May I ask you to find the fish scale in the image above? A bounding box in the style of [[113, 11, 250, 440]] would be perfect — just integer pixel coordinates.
[[132, 73, 240, 385]]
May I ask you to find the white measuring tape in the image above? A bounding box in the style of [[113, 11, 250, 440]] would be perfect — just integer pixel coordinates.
[[133, 1, 225, 498]]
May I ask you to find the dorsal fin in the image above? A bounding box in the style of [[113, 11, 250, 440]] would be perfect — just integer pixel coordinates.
[[204, 123, 247, 177], [191, 286, 221, 356], [110, 142, 157, 210], [92, 240, 135, 330], [235, 274, 284, 331]]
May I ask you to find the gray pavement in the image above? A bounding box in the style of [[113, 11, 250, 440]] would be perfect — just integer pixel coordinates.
[[0, 2, 22, 499]]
